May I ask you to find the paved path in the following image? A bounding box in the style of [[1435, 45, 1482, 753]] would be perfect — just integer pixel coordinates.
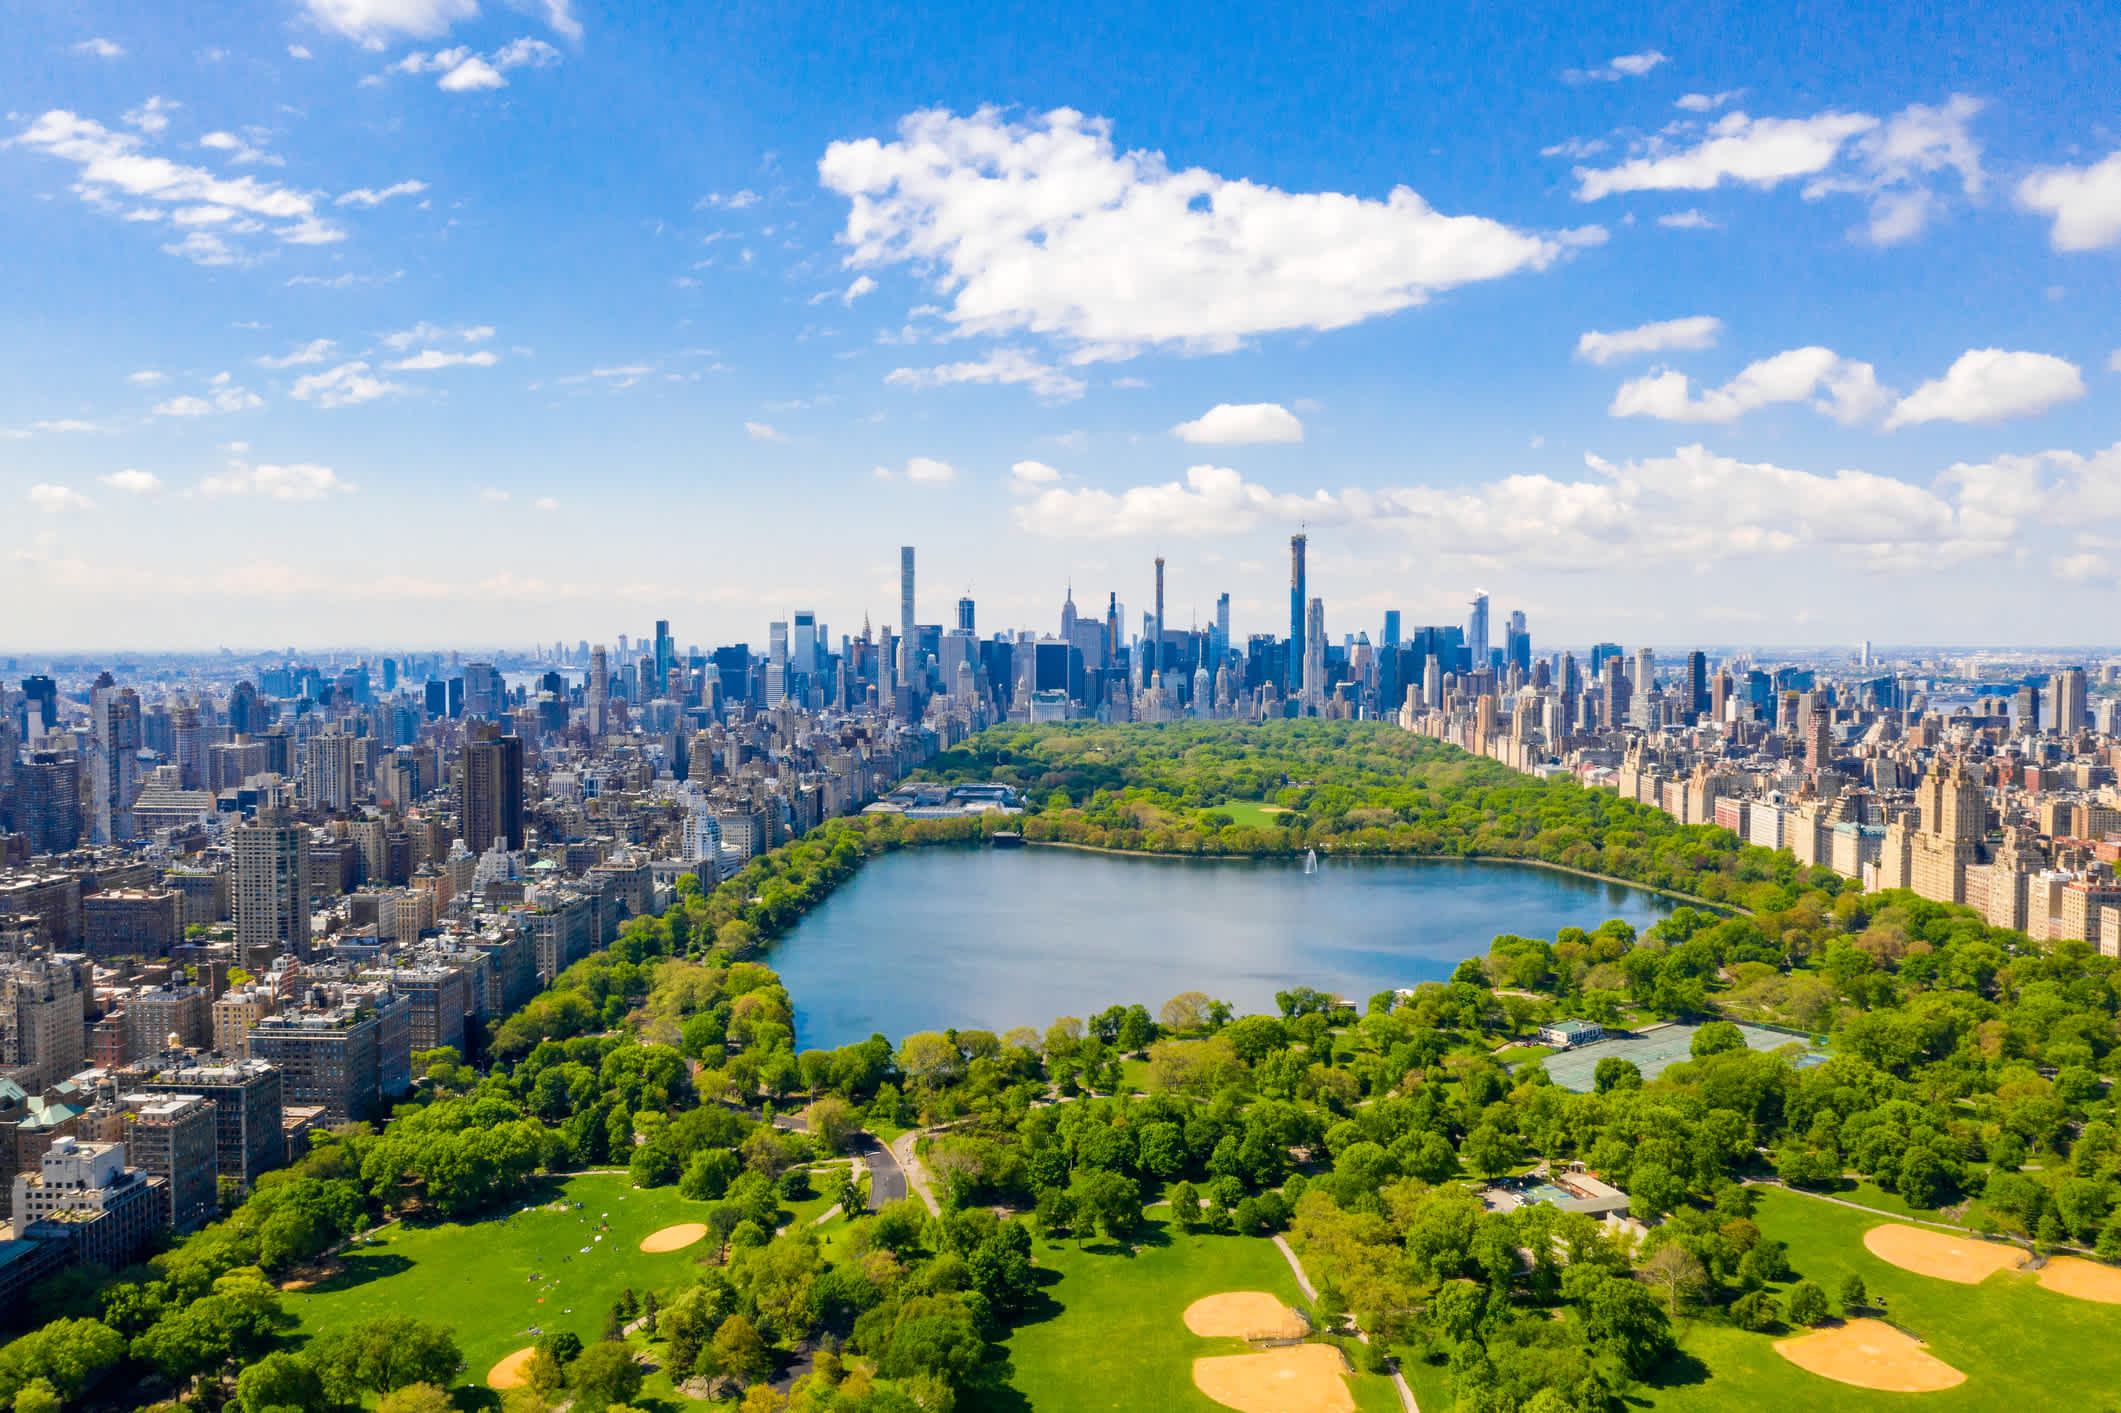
[[1271, 1235, 1419, 1413], [891, 1129, 942, 1215], [855, 1131, 907, 1210]]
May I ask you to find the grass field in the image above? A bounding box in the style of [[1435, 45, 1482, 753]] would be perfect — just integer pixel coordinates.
[[984, 1213, 1400, 1413], [1403, 1184, 2121, 1410], [286, 1173, 719, 1392], [1214, 801, 1291, 830]]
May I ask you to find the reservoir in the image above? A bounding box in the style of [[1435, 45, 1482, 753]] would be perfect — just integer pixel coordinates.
[[771, 846, 1678, 1048]]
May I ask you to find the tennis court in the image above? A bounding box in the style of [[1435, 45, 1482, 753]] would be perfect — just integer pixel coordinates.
[[1538, 1022, 1822, 1092]]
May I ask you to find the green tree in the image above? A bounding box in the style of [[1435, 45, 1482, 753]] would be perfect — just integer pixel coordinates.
[[569, 1342, 643, 1410], [1786, 1280, 1830, 1327], [237, 1352, 324, 1413], [712, 1316, 771, 1386], [375, 1384, 455, 1413], [1838, 1273, 1868, 1314]]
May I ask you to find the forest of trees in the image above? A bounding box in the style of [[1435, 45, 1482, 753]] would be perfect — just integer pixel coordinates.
[[915, 721, 1845, 912]]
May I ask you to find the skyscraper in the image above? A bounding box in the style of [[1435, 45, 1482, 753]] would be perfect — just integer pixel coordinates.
[[2053, 666, 2088, 735], [1686, 651, 1709, 718], [462, 724, 526, 853], [1214, 592, 1231, 664], [792, 611, 816, 672], [1289, 534, 1307, 695], [301, 729, 357, 812], [958, 596, 976, 634], [899, 546, 916, 684], [234, 808, 311, 960], [654, 619, 675, 684], [587, 646, 610, 736], [1382, 610, 1401, 648], [1468, 592, 1490, 671], [1303, 597, 1326, 709], [1153, 556, 1165, 674]]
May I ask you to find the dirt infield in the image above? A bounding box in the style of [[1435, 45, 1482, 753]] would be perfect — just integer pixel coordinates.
[[638, 1221, 708, 1253], [1774, 1322, 1964, 1392], [1182, 1291, 1310, 1340], [1863, 1223, 2026, 1283], [2036, 1255, 2121, 1303], [1192, 1343, 1354, 1413], [487, 1347, 536, 1389]]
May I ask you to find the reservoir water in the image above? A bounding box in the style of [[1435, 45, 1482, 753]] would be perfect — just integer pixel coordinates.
[[771, 846, 1677, 1047]]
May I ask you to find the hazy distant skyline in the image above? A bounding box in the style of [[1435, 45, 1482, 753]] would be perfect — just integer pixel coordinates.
[[4, 1, 2118, 651]]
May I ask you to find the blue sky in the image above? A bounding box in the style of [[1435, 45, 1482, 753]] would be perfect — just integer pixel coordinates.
[[3, 0, 2117, 652]]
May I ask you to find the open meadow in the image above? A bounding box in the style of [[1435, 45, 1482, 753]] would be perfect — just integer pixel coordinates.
[[985, 1212, 1400, 1413], [286, 1172, 717, 1392]]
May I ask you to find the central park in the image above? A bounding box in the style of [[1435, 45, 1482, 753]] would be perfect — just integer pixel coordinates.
[[8, 721, 2121, 1413]]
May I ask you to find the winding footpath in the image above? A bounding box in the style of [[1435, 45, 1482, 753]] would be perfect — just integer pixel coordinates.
[[1270, 1234, 1420, 1413]]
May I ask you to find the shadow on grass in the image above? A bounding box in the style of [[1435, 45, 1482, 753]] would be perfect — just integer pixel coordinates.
[[304, 1251, 415, 1292], [1642, 1347, 1712, 1391]]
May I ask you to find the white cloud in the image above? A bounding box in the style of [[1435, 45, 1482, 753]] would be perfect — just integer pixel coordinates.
[[14, 109, 343, 258], [1885, 349, 2085, 428], [536, 0, 583, 42], [1576, 110, 1879, 200], [1676, 91, 1740, 112], [258, 338, 337, 368], [842, 275, 877, 305], [387, 349, 498, 370], [382, 321, 494, 349], [1016, 463, 1341, 537], [907, 457, 956, 483], [299, 0, 479, 47], [73, 38, 126, 59], [2057, 552, 2111, 584], [533, 495, 559, 511], [28, 484, 95, 513], [154, 384, 265, 416], [1009, 459, 1062, 491], [481, 487, 510, 502], [821, 106, 1574, 361], [744, 421, 783, 441], [127, 369, 166, 385], [100, 468, 163, 495], [2111, 349, 2121, 373], [1575, 315, 1722, 365], [1610, 346, 1888, 424], [200, 459, 352, 500], [123, 97, 178, 135], [701, 189, 759, 209], [1809, 95, 1986, 245], [33, 419, 103, 434], [336, 179, 428, 207], [1657, 208, 1718, 230], [2018, 149, 2121, 252], [1565, 50, 1669, 83], [290, 361, 407, 408], [885, 348, 1087, 401], [439, 56, 506, 91], [1172, 402, 1305, 444], [288, 44, 313, 59], [199, 130, 282, 166]]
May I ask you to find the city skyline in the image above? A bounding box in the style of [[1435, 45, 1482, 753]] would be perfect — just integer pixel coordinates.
[[5, 1, 2121, 649]]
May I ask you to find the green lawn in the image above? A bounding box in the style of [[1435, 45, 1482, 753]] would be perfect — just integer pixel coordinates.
[[1215, 801, 1292, 830], [287, 1173, 719, 1391], [1410, 1185, 2121, 1410], [984, 1213, 1399, 1413]]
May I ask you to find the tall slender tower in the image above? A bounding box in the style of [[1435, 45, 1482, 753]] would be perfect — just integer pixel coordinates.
[[1152, 557, 1165, 676], [1468, 592, 1490, 671], [1289, 534, 1307, 695], [1303, 597, 1326, 709], [898, 547, 916, 683]]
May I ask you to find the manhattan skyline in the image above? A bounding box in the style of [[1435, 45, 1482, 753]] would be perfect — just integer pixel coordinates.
[[4, 0, 2119, 649]]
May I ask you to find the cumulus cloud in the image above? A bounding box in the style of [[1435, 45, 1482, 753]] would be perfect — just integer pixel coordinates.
[[1610, 347, 1888, 425], [1009, 460, 1062, 491], [821, 107, 1576, 361], [128, 369, 167, 385], [28, 484, 95, 513], [886, 348, 1087, 401], [1575, 315, 1722, 365], [387, 349, 498, 370], [155, 383, 266, 416], [1886, 349, 2085, 428], [299, 0, 479, 47], [199, 458, 352, 500], [382, 321, 494, 349], [13, 108, 344, 260], [2017, 149, 2121, 251], [744, 421, 783, 441], [123, 96, 178, 135], [874, 457, 957, 483], [841, 275, 877, 305], [1172, 402, 1305, 444], [199, 130, 282, 166], [100, 468, 163, 495], [1676, 91, 1740, 112], [1575, 97, 1985, 244], [74, 38, 126, 59], [1565, 50, 1669, 83], [258, 338, 337, 368], [1016, 464, 1343, 537], [290, 361, 407, 408], [336, 179, 427, 207], [1657, 209, 1718, 229], [392, 36, 560, 91]]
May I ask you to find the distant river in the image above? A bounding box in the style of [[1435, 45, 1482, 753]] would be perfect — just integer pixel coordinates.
[[772, 846, 1676, 1047]]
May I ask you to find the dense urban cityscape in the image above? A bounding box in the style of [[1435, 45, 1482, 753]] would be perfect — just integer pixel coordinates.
[[1, 535, 2117, 1318]]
